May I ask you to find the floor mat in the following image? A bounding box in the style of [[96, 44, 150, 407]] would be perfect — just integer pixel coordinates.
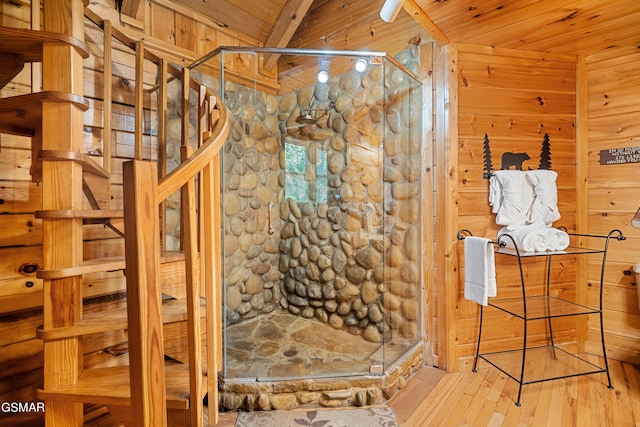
[[235, 406, 399, 427]]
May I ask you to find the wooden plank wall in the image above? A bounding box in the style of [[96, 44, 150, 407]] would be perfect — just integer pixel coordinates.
[[0, 1, 46, 415], [582, 45, 640, 364], [452, 43, 579, 369], [0, 0, 270, 410], [88, 0, 278, 93], [0, 0, 43, 313]]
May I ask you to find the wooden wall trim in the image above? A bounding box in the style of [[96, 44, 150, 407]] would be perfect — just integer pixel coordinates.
[[575, 54, 589, 349], [435, 43, 460, 371], [419, 41, 436, 367]]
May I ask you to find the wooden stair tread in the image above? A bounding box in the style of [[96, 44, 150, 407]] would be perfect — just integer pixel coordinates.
[[0, 52, 26, 90], [36, 363, 203, 410], [159, 251, 187, 263], [37, 257, 125, 279], [37, 252, 185, 279], [37, 297, 205, 340], [38, 306, 128, 340], [105, 217, 125, 237], [39, 149, 109, 179], [0, 26, 89, 62], [35, 209, 124, 219], [0, 91, 89, 136]]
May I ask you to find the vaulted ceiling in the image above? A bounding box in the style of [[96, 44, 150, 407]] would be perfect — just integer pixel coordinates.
[[414, 0, 640, 55], [167, 0, 640, 57]]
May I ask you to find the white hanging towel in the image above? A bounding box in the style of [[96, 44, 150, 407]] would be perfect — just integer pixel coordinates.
[[464, 236, 497, 306]]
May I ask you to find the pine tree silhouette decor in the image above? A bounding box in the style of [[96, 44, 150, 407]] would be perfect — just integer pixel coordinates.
[[483, 133, 494, 178], [539, 133, 552, 169]]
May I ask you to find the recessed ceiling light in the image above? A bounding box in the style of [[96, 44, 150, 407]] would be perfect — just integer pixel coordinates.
[[355, 58, 368, 72], [317, 70, 329, 83]]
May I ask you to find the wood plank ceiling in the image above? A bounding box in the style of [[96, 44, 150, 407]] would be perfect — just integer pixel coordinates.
[[413, 0, 640, 55], [167, 0, 640, 56], [155, 0, 640, 90], [167, 0, 432, 55]]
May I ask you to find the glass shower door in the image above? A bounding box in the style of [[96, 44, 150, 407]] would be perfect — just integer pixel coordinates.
[[190, 48, 423, 382]]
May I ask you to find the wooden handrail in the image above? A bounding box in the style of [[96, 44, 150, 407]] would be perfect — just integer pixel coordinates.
[[134, 40, 145, 160], [157, 94, 230, 202], [84, 11, 227, 169], [121, 95, 228, 426], [102, 20, 112, 176], [180, 144, 203, 426], [86, 10, 231, 425], [85, 10, 189, 94]]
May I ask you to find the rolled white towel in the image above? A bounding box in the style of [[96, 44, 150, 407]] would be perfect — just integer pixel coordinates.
[[544, 227, 570, 250], [498, 221, 547, 252]]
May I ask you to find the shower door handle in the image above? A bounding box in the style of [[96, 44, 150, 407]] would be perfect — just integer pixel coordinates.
[[267, 201, 274, 235]]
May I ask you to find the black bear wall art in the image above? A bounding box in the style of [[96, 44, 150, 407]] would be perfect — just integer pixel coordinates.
[[500, 151, 530, 170], [482, 133, 552, 178]]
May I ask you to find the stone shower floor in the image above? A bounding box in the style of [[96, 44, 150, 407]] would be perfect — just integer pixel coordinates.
[[224, 311, 413, 380]]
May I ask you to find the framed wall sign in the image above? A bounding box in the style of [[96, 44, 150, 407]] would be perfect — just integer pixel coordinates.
[[599, 146, 640, 165]]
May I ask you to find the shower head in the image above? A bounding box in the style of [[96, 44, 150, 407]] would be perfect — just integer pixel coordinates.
[[295, 111, 317, 125], [293, 101, 336, 126]]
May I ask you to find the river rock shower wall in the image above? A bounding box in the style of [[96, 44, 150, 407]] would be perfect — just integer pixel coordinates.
[[169, 51, 421, 346], [164, 74, 283, 323], [217, 81, 283, 325], [277, 60, 422, 344]]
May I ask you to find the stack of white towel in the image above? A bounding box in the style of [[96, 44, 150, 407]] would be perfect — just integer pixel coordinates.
[[497, 220, 570, 252], [464, 169, 569, 306], [489, 169, 569, 252]]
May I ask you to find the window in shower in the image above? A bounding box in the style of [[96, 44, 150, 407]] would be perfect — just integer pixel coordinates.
[[284, 138, 328, 203]]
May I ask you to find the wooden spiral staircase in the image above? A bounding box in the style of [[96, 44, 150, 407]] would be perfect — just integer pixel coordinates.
[[0, 1, 229, 425]]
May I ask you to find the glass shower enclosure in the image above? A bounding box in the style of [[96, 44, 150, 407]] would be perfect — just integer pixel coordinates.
[[189, 47, 424, 383]]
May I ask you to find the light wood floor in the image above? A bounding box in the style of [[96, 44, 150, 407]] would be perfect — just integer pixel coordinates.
[[218, 355, 640, 427], [395, 355, 640, 427]]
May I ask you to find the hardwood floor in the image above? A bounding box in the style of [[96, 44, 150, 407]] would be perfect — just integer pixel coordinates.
[[394, 355, 640, 427]]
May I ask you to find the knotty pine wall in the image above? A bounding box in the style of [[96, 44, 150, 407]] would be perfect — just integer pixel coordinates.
[[442, 43, 580, 370], [88, 0, 279, 93], [443, 41, 640, 371], [582, 45, 640, 365]]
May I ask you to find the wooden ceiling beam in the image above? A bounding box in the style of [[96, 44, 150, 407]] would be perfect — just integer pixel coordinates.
[[263, 0, 314, 71], [402, 0, 449, 46]]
